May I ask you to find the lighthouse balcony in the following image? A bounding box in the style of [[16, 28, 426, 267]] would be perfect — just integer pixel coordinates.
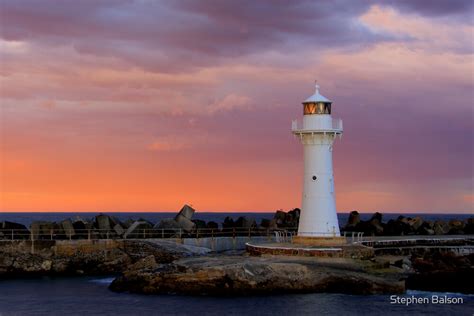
[[291, 118, 343, 135]]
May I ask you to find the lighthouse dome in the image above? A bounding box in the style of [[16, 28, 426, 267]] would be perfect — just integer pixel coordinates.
[[303, 83, 331, 103]]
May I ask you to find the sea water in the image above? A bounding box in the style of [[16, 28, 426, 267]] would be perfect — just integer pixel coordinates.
[[0, 277, 472, 316]]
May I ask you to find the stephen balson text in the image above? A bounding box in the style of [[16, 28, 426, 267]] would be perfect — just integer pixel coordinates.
[[390, 295, 464, 306]]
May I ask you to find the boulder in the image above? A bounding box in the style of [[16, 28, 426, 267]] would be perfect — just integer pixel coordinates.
[[95, 214, 112, 231], [345, 211, 361, 229], [234, 216, 256, 229], [192, 219, 207, 230], [155, 219, 181, 230], [407, 217, 424, 231], [1, 221, 29, 239], [175, 214, 196, 233], [123, 219, 135, 228], [448, 220, 465, 234], [384, 218, 411, 236], [274, 210, 286, 226], [268, 219, 278, 230], [222, 217, 235, 229], [260, 219, 271, 228], [416, 222, 434, 235], [2, 221, 28, 230], [72, 218, 90, 239], [60, 219, 75, 238], [370, 212, 383, 223], [206, 221, 219, 230], [124, 221, 153, 239], [155, 219, 180, 237], [433, 220, 450, 235], [368, 212, 384, 235], [72, 218, 86, 231], [272, 209, 300, 228], [464, 218, 474, 234], [113, 224, 125, 236], [30, 221, 55, 240]]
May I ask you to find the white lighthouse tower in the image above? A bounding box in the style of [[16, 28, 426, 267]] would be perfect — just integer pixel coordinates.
[[292, 82, 343, 239]]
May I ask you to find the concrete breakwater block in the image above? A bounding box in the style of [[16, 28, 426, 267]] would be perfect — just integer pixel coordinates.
[[175, 204, 195, 221], [30, 221, 55, 239], [60, 219, 75, 238], [175, 215, 196, 233], [124, 221, 153, 239]]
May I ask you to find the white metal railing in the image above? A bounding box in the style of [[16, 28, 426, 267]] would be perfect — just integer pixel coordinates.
[[291, 118, 343, 132], [0, 227, 299, 241], [332, 118, 343, 130], [274, 230, 295, 243]]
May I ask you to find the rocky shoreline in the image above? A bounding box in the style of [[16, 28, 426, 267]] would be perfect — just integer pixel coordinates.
[[109, 255, 405, 295], [1, 208, 473, 296], [0, 239, 210, 278]]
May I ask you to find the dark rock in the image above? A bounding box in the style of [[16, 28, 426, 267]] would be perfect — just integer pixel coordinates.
[[234, 216, 256, 229], [1, 221, 29, 239], [222, 217, 235, 229], [272, 209, 300, 228], [192, 219, 207, 230], [407, 252, 474, 294], [124, 221, 153, 239], [407, 217, 424, 231], [60, 219, 75, 239], [369, 213, 384, 235], [433, 220, 450, 235], [274, 210, 286, 226], [384, 218, 412, 236], [154, 219, 182, 237], [95, 214, 112, 231], [448, 220, 465, 235], [345, 211, 360, 229], [260, 219, 271, 228], [206, 221, 219, 230], [370, 212, 383, 223], [30, 221, 55, 240], [464, 218, 474, 234], [123, 219, 135, 228], [155, 219, 180, 230], [113, 224, 125, 236], [416, 222, 435, 235]]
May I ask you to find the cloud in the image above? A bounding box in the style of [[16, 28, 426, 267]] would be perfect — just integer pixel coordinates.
[[207, 94, 253, 114], [360, 5, 474, 53]]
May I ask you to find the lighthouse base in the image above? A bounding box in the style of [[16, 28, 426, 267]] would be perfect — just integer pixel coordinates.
[[292, 236, 347, 247]]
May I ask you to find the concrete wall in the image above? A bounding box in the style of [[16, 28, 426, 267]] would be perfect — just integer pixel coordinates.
[[182, 236, 275, 252]]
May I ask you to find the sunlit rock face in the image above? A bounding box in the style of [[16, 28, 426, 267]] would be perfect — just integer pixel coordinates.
[[109, 255, 405, 295]]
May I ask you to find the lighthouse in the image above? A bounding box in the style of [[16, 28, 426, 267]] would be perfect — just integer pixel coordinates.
[[292, 83, 343, 238]]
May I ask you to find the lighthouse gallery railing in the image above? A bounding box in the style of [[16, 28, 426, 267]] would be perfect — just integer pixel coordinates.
[[291, 118, 343, 132]]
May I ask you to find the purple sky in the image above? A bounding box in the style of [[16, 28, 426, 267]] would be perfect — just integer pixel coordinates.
[[0, 0, 473, 213]]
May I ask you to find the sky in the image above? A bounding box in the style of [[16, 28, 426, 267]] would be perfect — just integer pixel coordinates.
[[0, 0, 473, 213]]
